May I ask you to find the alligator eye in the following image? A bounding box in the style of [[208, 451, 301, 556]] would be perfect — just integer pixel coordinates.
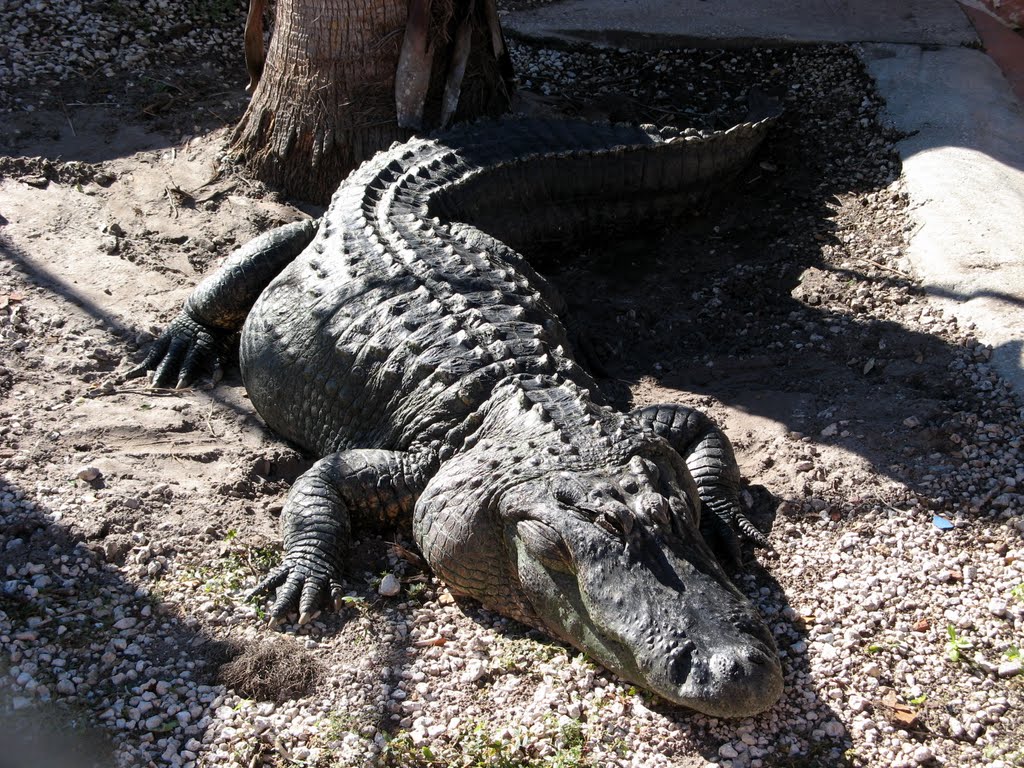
[[596, 512, 621, 536], [596, 504, 634, 537]]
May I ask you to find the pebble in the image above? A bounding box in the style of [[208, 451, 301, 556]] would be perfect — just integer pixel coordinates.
[[913, 745, 934, 764], [378, 573, 401, 597], [76, 465, 101, 482], [719, 743, 740, 759], [997, 661, 1022, 678]]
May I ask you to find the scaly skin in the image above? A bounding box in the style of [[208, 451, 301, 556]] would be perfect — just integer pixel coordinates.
[[129, 115, 783, 717]]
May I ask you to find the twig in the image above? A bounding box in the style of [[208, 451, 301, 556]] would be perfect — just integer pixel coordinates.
[[140, 74, 187, 94], [849, 254, 911, 279], [59, 99, 76, 137], [86, 385, 188, 398], [205, 407, 219, 437], [866, 495, 909, 515], [33, 606, 93, 629]]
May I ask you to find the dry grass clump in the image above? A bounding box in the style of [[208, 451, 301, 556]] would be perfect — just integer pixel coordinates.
[[217, 636, 323, 703]]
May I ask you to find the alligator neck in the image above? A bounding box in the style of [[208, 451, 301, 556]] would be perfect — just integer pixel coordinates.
[[413, 373, 649, 620]]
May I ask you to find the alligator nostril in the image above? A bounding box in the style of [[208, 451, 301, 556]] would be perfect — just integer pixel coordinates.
[[745, 648, 770, 666], [669, 640, 696, 684]]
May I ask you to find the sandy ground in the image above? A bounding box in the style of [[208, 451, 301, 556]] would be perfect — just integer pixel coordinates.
[[1, 35, 1023, 768]]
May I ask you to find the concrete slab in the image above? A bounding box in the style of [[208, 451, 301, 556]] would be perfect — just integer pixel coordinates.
[[505, 0, 978, 49], [863, 43, 1024, 392]]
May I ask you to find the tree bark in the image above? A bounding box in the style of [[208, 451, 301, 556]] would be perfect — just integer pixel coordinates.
[[230, 0, 513, 204]]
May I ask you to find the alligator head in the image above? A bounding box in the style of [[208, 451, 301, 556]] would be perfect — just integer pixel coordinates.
[[497, 448, 783, 718], [416, 435, 783, 718]]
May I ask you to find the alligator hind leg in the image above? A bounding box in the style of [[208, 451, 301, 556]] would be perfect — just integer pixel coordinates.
[[251, 449, 428, 624], [127, 218, 318, 388], [632, 403, 772, 565]]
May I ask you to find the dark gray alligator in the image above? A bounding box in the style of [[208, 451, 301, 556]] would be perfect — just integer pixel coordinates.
[[129, 115, 784, 717]]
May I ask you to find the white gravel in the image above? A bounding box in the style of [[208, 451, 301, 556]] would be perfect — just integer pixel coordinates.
[[0, 0, 242, 112]]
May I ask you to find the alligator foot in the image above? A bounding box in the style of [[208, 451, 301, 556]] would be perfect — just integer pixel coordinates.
[[249, 454, 354, 625], [124, 311, 230, 389], [632, 403, 773, 566], [249, 449, 424, 624]]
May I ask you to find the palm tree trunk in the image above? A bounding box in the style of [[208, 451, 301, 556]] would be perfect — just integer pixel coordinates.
[[230, 0, 512, 203]]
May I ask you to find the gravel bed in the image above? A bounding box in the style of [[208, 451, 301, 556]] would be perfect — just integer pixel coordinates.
[[2, 3, 1024, 768], [0, 0, 244, 113]]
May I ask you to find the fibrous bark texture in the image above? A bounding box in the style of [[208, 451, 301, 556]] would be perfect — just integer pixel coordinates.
[[230, 0, 513, 203]]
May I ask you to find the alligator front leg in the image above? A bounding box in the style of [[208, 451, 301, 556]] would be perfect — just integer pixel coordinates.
[[632, 403, 772, 564], [251, 449, 427, 625], [126, 218, 318, 387]]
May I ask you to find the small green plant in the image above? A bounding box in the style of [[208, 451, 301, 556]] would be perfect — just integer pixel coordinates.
[[317, 712, 365, 744], [406, 582, 428, 601], [182, 542, 282, 608], [559, 719, 584, 748], [551, 720, 587, 768], [339, 594, 369, 617], [1010, 583, 1024, 602], [865, 643, 884, 655], [945, 625, 972, 663], [906, 693, 927, 706], [1005, 645, 1022, 663]]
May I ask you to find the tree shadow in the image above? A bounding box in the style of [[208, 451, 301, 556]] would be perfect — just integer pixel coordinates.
[[0, 236, 275, 429], [0, 472, 430, 767], [0, 43, 250, 165], [517, 42, 1023, 501]]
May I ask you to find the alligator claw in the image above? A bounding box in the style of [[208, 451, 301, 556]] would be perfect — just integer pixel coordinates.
[[701, 500, 774, 570], [331, 584, 346, 612]]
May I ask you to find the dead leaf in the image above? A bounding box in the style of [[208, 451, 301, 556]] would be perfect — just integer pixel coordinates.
[[388, 542, 425, 567], [913, 618, 930, 632], [891, 709, 922, 728], [879, 691, 923, 728]]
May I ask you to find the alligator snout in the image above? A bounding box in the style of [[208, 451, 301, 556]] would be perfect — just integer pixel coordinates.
[[648, 632, 782, 718], [689, 644, 782, 718]]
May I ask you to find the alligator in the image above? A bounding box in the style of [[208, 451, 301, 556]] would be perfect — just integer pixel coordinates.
[[129, 114, 784, 717]]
